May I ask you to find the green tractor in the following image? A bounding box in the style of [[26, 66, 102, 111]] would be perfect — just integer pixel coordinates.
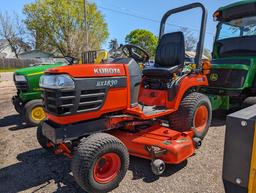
[[12, 62, 66, 126], [204, 0, 256, 111]]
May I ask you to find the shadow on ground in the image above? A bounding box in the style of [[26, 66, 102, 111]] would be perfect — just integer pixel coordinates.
[[129, 156, 187, 183], [211, 110, 228, 127], [0, 114, 31, 130], [0, 148, 187, 193]]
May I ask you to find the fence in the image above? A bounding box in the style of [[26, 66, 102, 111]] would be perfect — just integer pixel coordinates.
[[0, 58, 40, 69]]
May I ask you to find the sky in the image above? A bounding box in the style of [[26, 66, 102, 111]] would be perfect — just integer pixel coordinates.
[[1, 0, 239, 50]]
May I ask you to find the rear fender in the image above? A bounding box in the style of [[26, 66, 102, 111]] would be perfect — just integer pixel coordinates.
[[168, 74, 208, 110]]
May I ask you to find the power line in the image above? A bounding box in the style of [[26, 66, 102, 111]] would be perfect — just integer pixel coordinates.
[[97, 5, 215, 36]]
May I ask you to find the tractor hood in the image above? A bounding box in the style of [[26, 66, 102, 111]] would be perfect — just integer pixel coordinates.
[[46, 63, 127, 78], [215, 0, 256, 22], [211, 58, 252, 70], [15, 63, 66, 76]]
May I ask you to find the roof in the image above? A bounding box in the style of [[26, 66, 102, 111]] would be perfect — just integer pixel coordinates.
[[218, 0, 256, 11], [19, 49, 53, 56], [19, 50, 54, 57]]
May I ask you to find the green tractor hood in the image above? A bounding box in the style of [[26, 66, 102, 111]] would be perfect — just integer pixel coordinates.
[[15, 63, 66, 76]]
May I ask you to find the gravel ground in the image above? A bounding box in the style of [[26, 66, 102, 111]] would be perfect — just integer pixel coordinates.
[[0, 72, 226, 193]]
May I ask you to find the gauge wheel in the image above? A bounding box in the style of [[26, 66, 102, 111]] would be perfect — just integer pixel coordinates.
[[24, 99, 46, 126], [71, 133, 129, 193]]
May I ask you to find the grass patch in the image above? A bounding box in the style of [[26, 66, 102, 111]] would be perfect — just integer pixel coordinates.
[[0, 68, 18, 72]]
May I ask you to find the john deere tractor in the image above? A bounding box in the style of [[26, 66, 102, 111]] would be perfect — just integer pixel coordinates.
[[204, 0, 256, 111], [13, 62, 66, 126]]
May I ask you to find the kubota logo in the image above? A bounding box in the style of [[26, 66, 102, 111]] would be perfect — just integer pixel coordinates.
[[94, 68, 121, 75], [210, 73, 218, 81]]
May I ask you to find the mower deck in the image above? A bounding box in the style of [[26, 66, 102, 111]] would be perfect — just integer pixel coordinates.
[[109, 124, 195, 164]]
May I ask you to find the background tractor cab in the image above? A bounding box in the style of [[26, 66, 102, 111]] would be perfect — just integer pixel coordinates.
[[38, 3, 212, 193], [203, 0, 256, 111]]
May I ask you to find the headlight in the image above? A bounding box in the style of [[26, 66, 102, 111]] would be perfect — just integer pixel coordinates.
[[14, 74, 26, 82], [39, 74, 75, 89]]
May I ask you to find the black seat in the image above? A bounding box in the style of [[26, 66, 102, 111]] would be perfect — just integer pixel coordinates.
[[143, 32, 185, 78]]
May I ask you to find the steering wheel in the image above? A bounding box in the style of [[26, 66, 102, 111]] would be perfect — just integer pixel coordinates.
[[122, 44, 150, 63]]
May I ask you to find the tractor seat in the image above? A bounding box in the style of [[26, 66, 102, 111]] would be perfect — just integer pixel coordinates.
[[143, 32, 185, 79], [143, 66, 180, 78]]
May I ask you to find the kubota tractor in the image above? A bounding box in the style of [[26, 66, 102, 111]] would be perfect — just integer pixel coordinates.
[[38, 3, 212, 193]]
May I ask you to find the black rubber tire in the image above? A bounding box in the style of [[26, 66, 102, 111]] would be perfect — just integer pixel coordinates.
[[242, 97, 256, 108], [23, 99, 45, 126], [71, 133, 129, 193], [169, 92, 212, 139], [13, 101, 24, 114], [36, 123, 51, 151]]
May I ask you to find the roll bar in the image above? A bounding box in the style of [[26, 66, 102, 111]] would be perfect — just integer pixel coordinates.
[[159, 3, 208, 69]]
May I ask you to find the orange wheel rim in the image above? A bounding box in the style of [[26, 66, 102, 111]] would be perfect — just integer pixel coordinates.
[[193, 105, 208, 132], [93, 153, 121, 184]]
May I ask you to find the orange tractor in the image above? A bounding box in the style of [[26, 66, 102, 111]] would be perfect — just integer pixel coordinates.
[[38, 3, 211, 193]]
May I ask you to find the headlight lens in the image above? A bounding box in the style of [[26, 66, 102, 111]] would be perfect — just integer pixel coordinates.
[[14, 74, 26, 82], [39, 74, 75, 89]]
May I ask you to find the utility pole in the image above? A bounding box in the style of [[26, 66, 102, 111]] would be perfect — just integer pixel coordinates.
[[84, 0, 89, 51]]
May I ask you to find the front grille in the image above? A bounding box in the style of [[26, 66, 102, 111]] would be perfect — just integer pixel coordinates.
[[42, 77, 126, 116], [43, 88, 106, 115], [15, 81, 29, 92], [43, 89, 76, 115], [78, 89, 105, 112], [208, 69, 248, 89]]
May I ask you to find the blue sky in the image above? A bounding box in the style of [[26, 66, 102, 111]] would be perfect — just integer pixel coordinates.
[[1, 0, 239, 50]]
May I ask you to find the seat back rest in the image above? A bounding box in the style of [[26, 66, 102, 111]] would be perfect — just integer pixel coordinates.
[[155, 32, 185, 67]]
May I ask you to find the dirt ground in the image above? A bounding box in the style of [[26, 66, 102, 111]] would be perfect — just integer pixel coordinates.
[[0, 72, 226, 193]]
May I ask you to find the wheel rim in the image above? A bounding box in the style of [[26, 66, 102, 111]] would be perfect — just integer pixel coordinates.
[[193, 105, 209, 132], [93, 153, 121, 184], [31, 106, 45, 121]]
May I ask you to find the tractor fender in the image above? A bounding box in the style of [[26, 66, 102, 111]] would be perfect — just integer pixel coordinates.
[[169, 74, 208, 110]]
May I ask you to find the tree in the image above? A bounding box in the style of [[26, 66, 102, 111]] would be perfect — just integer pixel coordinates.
[[0, 12, 31, 58], [203, 48, 212, 59], [180, 27, 197, 51], [108, 38, 119, 51], [125, 29, 158, 57], [23, 0, 109, 57]]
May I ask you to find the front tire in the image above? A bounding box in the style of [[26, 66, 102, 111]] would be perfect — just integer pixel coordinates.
[[36, 124, 52, 151], [12, 96, 24, 114], [169, 92, 212, 139], [71, 133, 129, 193], [23, 99, 46, 126]]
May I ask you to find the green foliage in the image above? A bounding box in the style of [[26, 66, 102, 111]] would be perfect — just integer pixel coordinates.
[[23, 0, 109, 57], [125, 29, 158, 58]]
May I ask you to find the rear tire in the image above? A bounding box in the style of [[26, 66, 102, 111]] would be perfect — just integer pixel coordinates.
[[23, 99, 46, 126], [242, 97, 256, 108], [71, 133, 129, 193], [169, 92, 212, 139]]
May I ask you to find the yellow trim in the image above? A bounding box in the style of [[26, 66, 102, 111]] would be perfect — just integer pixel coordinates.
[[27, 72, 44, 77], [249, 122, 256, 193], [94, 51, 108, 63]]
